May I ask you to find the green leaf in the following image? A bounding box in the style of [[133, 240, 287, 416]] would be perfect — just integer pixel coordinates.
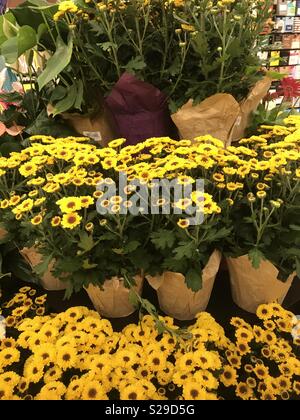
[[18, 25, 37, 56], [50, 82, 77, 116], [78, 232, 94, 252], [50, 85, 67, 103], [37, 23, 47, 41], [185, 268, 202, 292], [1, 37, 18, 64], [1, 25, 37, 64], [151, 229, 175, 250], [37, 35, 73, 90], [128, 290, 139, 308], [99, 41, 117, 51], [33, 254, 52, 276], [173, 241, 196, 261], [125, 56, 146, 73], [266, 70, 287, 80], [248, 248, 265, 269], [82, 259, 98, 270], [55, 257, 81, 273], [289, 224, 300, 231], [73, 80, 83, 111], [2, 14, 17, 39], [124, 240, 140, 254], [25, 110, 76, 137]]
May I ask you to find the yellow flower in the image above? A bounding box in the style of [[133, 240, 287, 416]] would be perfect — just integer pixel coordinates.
[[0, 381, 13, 400], [253, 364, 269, 379], [0, 347, 20, 368], [108, 138, 126, 148], [235, 327, 253, 343], [120, 383, 145, 400], [220, 365, 238, 387], [56, 197, 82, 213], [61, 212, 82, 229], [43, 366, 63, 383], [19, 162, 38, 177], [256, 304, 273, 320], [30, 214, 43, 226], [177, 218, 190, 229], [80, 196, 94, 208], [235, 382, 253, 400], [51, 216, 61, 227], [182, 381, 208, 400], [24, 358, 44, 383], [56, 346, 77, 371]]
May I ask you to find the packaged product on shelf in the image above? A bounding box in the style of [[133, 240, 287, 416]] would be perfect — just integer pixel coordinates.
[[277, 0, 288, 15], [270, 51, 281, 66], [287, 0, 296, 16], [294, 16, 300, 31], [289, 50, 300, 64], [285, 16, 295, 31], [291, 34, 300, 47]]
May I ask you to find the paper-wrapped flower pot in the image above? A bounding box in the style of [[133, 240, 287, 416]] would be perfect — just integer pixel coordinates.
[[85, 275, 144, 318], [21, 247, 67, 291], [227, 255, 295, 313], [147, 250, 221, 321], [0, 227, 7, 242]]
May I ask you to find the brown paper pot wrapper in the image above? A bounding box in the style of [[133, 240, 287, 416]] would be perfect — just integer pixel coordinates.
[[227, 255, 295, 313], [147, 250, 221, 321], [229, 77, 272, 142], [61, 106, 117, 146], [0, 227, 8, 242], [172, 77, 272, 146], [85, 275, 144, 318], [20, 247, 67, 291]]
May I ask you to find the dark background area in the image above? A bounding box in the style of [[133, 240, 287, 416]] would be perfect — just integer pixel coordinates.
[[1, 266, 300, 332]]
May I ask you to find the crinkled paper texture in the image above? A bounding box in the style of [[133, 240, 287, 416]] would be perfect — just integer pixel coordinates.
[[21, 247, 67, 291], [85, 275, 144, 318], [147, 250, 221, 321], [227, 255, 295, 313], [172, 77, 272, 146]]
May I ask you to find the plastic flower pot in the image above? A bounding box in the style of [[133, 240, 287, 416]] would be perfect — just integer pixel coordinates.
[[227, 255, 295, 313], [147, 250, 221, 321]]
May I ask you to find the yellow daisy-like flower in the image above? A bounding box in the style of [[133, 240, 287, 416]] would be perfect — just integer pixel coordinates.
[[56, 346, 77, 371], [0, 381, 13, 400], [256, 304, 273, 320], [253, 364, 269, 380], [235, 382, 253, 400], [81, 381, 107, 400], [51, 216, 61, 227], [108, 138, 126, 148], [0, 347, 20, 368], [182, 381, 208, 400], [177, 218, 190, 229], [43, 366, 63, 383], [30, 214, 43, 226], [220, 365, 238, 387], [119, 383, 145, 400], [56, 197, 82, 213], [61, 212, 82, 229], [23, 358, 44, 383], [80, 196, 94, 208]]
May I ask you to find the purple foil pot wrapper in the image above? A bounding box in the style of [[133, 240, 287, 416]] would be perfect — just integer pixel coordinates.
[[105, 72, 179, 145]]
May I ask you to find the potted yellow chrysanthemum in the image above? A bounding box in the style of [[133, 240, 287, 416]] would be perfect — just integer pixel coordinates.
[[222, 119, 300, 313]]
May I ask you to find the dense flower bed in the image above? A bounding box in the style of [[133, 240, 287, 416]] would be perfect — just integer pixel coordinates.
[[0, 286, 299, 400]]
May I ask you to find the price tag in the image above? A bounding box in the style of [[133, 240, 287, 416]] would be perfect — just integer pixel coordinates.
[[83, 131, 102, 142]]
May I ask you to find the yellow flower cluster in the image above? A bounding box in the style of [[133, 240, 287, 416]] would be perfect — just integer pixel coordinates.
[[221, 303, 300, 400], [0, 117, 299, 234], [54, 1, 79, 21], [1, 287, 299, 400], [0, 289, 226, 400]]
